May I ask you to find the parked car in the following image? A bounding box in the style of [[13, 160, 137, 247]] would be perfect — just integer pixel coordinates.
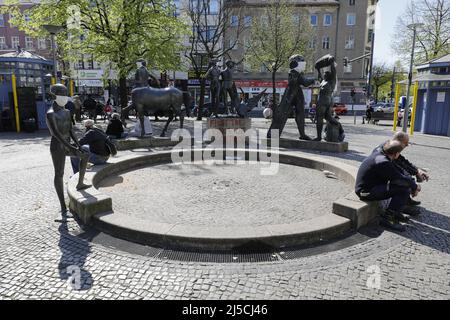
[[376, 103, 395, 113], [332, 103, 348, 115]]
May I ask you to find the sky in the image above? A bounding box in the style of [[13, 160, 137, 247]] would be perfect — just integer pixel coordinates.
[[373, 0, 411, 66]]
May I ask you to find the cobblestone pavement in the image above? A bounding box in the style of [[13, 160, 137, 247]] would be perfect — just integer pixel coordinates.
[[98, 162, 349, 227], [0, 117, 449, 300]]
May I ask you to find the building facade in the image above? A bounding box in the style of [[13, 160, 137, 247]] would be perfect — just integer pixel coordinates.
[[0, 0, 52, 60], [224, 0, 378, 107]]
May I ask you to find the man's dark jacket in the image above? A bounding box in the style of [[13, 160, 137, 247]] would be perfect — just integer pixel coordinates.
[[356, 149, 418, 196], [79, 128, 110, 157], [374, 143, 418, 176]]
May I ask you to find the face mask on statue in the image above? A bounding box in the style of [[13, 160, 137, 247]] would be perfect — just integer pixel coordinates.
[[294, 61, 306, 73], [55, 95, 69, 107]]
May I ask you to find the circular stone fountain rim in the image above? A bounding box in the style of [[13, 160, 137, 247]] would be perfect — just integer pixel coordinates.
[[68, 149, 378, 250]]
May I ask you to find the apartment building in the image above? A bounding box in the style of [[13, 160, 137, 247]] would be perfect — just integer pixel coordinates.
[[224, 0, 378, 106], [0, 0, 52, 59]]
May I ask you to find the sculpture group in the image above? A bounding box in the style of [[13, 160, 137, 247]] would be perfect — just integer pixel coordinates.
[[121, 59, 189, 137], [268, 54, 345, 143]]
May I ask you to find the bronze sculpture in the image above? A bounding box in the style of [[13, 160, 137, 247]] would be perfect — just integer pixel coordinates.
[[314, 54, 343, 142], [205, 60, 221, 117], [121, 86, 189, 137], [46, 84, 90, 213], [221, 60, 239, 114], [134, 59, 150, 88], [268, 55, 315, 139]]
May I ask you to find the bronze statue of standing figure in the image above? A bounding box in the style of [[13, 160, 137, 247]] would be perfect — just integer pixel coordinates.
[[221, 60, 239, 115], [46, 84, 90, 213], [134, 59, 150, 88], [205, 59, 221, 117], [314, 54, 344, 142], [268, 55, 315, 139]]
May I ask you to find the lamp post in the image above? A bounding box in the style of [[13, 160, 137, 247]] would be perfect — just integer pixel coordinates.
[[403, 23, 424, 133], [42, 25, 64, 82]]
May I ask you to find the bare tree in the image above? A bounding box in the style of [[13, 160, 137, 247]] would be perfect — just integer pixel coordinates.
[[392, 0, 450, 64], [244, 0, 315, 107], [183, 0, 245, 120]]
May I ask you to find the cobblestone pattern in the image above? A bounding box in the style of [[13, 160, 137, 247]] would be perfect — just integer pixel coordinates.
[[98, 162, 349, 227], [0, 118, 449, 300]]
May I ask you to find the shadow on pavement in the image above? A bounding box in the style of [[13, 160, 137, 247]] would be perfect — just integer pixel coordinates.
[[57, 210, 98, 291]]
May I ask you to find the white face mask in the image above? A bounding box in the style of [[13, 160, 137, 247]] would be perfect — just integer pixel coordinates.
[[294, 61, 306, 73], [137, 62, 142, 68], [55, 95, 69, 107]]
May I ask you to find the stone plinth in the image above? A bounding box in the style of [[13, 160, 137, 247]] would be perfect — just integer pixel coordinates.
[[207, 117, 252, 134], [207, 117, 252, 146], [263, 138, 349, 153], [114, 136, 184, 151]]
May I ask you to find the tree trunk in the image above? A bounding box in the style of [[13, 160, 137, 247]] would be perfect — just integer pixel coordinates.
[[197, 77, 206, 121], [119, 76, 128, 112], [375, 85, 379, 104], [272, 70, 277, 109]]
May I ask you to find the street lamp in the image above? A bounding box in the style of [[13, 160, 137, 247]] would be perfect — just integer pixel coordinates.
[[403, 22, 424, 132], [42, 25, 64, 81]]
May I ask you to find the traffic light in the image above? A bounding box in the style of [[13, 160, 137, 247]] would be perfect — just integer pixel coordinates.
[[343, 57, 349, 67]]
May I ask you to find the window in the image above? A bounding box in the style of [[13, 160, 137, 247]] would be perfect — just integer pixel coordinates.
[[76, 60, 84, 70], [0, 14, 4, 27], [24, 14, 31, 23], [172, 0, 181, 17], [206, 26, 217, 42], [322, 36, 330, 49], [261, 15, 268, 27], [0, 37, 6, 49], [231, 15, 239, 27], [324, 14, 332, 26], [368, 29, 374, 42], [309, 37, 316, 49], [25, 37, 34, 49], [190, 0, 199, 12], [347, 13, 356, 26], [9, 13, 15, 27], [345, 35, 355, 49], [244, 16, 252, 27], [38, 38, 47, 49], [349, 0, 355, 5], [209, 0, 219, 14], [311, 14, 318, 26], [292, 14, 300, 25], [11, 36, 20, 49]]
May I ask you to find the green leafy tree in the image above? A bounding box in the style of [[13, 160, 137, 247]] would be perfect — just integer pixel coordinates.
[[2, 0, 188, 109], [371, 64, 393, 103], [244, 0, 315, 106]]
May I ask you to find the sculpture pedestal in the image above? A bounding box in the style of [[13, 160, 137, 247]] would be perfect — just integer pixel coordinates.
[[207, 117, 252, 147]]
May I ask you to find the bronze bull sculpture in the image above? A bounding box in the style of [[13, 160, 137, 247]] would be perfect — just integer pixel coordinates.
[[122, 86, 190, 137]]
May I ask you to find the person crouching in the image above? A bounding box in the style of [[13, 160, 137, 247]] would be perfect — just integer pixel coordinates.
[[355, 140, 421, 232], [71, 119, 111, 173]]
